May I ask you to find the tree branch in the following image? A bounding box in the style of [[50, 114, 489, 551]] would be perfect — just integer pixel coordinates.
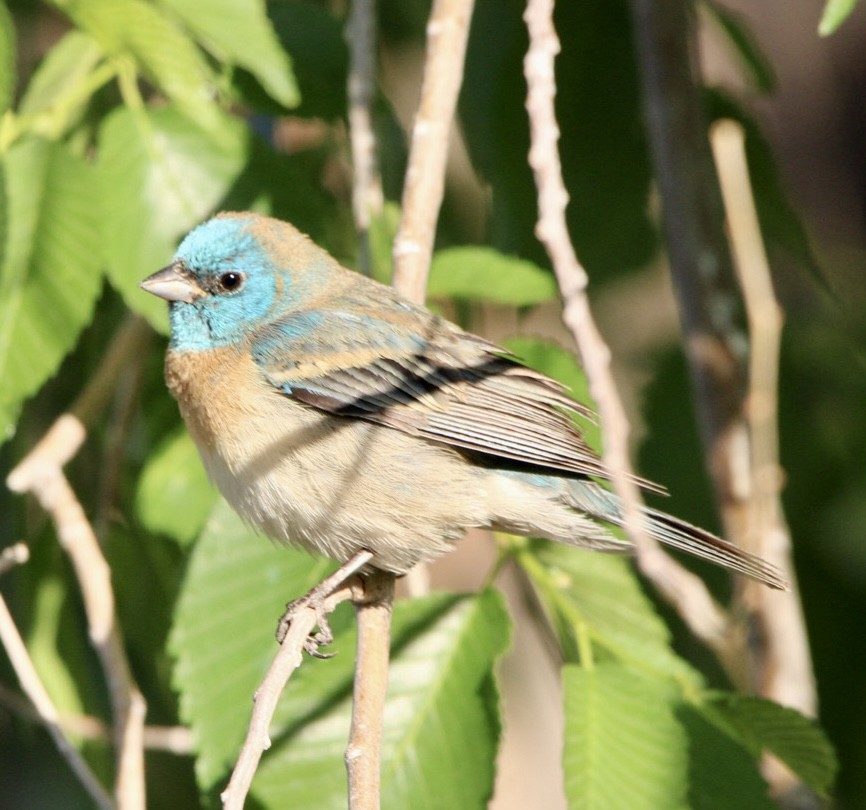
[[5, 316, 152, 810], [391, 0, 476, 302], [347, 571, 395, 810], [221, 579, 363, 810], [523, 0, 737, 661], [0, 547, 113, 810], [711, 119, 816, 798], [346, 0, 384, 276]]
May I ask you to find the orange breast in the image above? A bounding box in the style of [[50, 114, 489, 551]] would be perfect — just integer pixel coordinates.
[[165, 346, 267, 452]]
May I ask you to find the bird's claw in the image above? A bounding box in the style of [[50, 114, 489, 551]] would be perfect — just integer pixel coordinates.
[[276, 592, 336, 657]]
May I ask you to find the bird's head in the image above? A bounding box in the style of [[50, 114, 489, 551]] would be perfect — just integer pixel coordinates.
[[141, 212, 335, 350]]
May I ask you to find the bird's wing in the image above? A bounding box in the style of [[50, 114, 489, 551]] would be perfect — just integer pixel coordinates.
[[250, 307, 626, 482]]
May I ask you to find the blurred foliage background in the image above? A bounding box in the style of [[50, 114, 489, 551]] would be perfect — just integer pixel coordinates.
[[0, 0, 863, 807]]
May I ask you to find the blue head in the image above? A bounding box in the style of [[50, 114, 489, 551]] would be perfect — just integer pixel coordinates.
[[141, 213, 337, 351]]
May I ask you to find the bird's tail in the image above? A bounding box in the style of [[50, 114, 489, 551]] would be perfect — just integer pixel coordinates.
[[565, 480, 789, 590]]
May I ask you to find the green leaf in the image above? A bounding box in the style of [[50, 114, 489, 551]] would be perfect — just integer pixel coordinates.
[[97, 105, 247, 331], [251, 590, 510, 809], [502, 336, 599, 452], [169, 500, 336, 788], [172, 505, 510, 805], [563, 663, 688, 810], [19, 31, 103, 122], [523, 542, 697, 683], [159, 0, 299, 108], [702, 1, 776, 93], [704, 693, 838, 797], [0, 0, 15, 116], [0, 137, 103, 442], [678, 705, 774, 810], [56, 0, 223, 135], [428, 247, 557, 306], [818, 0, 861, 35], [135, 428, 216, 545]]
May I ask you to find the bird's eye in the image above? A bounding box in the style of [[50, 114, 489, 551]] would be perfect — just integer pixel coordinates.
[[218, 271, 245, 292]]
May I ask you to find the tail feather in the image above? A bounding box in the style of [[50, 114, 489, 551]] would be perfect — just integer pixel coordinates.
[[567, 481, 789, 590]]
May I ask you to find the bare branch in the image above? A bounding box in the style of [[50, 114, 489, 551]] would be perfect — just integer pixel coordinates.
[[347, 572, 395, 810], [222, 581, 362, 810], [0, 542, 29, 576], [347, 0, 384, 275], [391, 0, 476, 302], [5, 316, 152, 810], [711, 119, 816, 795], [523, 0, 735, 656], [0, 593, 113, 810]]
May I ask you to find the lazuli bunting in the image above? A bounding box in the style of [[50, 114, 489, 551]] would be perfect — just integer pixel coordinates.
[[140, 212, 784, 589]]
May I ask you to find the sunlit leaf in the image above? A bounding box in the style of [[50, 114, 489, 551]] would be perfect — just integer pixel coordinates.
[[55, 0, 223, 134], [160, 0, 299, 107], [169, 500, 336, 788], [818, 0, 861, 35], [563, 663, 688, 810], [0, 0, 15, 116], [97, 105, 247, 331], [428, 247, 557, 306], [252, 591, 510, 809], [0, 137, 102, 441]]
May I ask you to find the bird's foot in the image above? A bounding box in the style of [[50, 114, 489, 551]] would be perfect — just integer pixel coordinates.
[[274, 550, 374, 655], [276, 592, 337, 657]]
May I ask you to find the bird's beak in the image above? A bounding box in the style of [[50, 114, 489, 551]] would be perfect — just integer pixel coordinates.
[[140, 262, 205, 303]]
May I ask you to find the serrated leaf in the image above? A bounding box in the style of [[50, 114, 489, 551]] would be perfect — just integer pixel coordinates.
[[0, 137, 102, 442], [0, 0, 15, 116], [563, 663, 688, 810], [524, 543, 697, 683], [503, 336, 599, 452], [702, 1, 776, 93], [97, 105, 247, 331], [56, 0, 223, 135], [677, 705, 774, 810], [160, 0, 299, 107], [135, 428, 216, 545], [705, 693, 838, 797], [818, 0, 861, 35], [428, 247, 558, 306], [251, 590, 510, 809], [169, 500, 336, 787], [18, 30, 104, 136]]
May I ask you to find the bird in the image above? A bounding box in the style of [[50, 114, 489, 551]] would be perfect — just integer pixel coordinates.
[[140, 211, 786, 592]]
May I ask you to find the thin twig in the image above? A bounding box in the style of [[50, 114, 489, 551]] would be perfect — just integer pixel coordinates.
[[0, 683, 194, 754], [391, 0, 476, 302], [711, 119, 816, 797], [347, 571, 395, 810], [0, 593, 114, 810], [222, 582, 362, 810], [391, 0, 475, 598], [346, 0, 384, 276], [6, 315, 152, 810], [0, 542, 29, 575], [523, 0, 736, 660]]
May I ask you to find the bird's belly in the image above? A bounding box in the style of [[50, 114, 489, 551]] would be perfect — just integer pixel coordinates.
[[166, 347, 486, 572]]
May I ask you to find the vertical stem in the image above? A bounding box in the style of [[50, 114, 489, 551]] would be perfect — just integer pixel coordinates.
[[391, 0, 476, 302], [347, 572, 395, 810], [346, 0, 383, 276]]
